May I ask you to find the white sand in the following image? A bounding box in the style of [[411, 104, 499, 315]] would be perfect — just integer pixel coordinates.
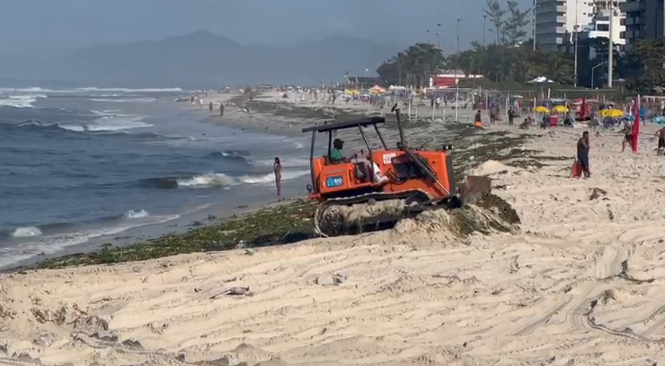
[[0, 126, 664, 366]]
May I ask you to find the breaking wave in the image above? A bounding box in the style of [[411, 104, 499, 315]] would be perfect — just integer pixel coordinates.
[[77, 87, 183, 93], [139, 169, 309, 189], [14, 113, 152, 133], [10, 226, 42, 238], [0, 94, 48, 108], [4, 209, 153, 239], [90, 97, 157, 103]]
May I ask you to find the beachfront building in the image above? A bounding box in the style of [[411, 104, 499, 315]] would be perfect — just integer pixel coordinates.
[[535, 0, 595, 51], [429, 69, 484, 89], [344, 76, 383, 90], [620, 0, 665, 50], [564, 7, 627, 57], [552, 1, 627, 87]]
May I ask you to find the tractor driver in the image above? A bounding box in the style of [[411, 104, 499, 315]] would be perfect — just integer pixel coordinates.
[[329, 138, 347, 163]]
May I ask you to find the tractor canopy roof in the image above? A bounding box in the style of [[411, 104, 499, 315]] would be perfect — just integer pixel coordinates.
[[302, 117, 385, 134]]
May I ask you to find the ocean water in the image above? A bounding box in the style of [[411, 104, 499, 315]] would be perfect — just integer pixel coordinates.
[[0, 87, 312, 268]]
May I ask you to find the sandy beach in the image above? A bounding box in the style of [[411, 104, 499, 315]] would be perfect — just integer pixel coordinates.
[[187, 90, 478, 137], [1, 105, 663, 366]]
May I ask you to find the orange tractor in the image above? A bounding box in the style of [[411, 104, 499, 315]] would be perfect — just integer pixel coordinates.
[[302, 104, 490, 237]]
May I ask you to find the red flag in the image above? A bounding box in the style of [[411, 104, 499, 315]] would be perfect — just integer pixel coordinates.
[[632, 97, 640, 153]]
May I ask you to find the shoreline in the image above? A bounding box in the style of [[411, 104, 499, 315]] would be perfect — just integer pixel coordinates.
[[10, 110, 535, 271]]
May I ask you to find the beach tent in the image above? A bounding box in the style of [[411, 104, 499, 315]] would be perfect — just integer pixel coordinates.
[[370, 85, 386, 94], [527, 76, 554, 84]]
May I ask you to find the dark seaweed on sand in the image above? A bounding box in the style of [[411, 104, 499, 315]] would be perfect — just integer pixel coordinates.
[[33, 200, 317, 269]]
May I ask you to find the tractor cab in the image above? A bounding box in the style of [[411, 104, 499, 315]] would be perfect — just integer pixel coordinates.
[[302, 117, 390, 199]]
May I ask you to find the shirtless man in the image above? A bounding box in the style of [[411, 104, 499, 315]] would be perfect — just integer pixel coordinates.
[[621, 119, 633, 152]]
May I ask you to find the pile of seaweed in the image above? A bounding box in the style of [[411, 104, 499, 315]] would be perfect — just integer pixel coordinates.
[[393, 193, 520, 238], [32, 200, 317, 270]]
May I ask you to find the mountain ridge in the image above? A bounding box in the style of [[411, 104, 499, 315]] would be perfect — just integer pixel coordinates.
[[58, 31, 401, 86]]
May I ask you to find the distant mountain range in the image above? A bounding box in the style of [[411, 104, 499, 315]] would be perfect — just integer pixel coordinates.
[[6, 31, 402, 87]]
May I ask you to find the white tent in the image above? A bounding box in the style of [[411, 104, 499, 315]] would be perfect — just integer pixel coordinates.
[[527, 76, 554, 84]]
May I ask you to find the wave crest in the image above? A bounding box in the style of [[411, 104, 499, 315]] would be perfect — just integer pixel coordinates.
[[123, 209, 150, 219], [11, 226, 42, 238]]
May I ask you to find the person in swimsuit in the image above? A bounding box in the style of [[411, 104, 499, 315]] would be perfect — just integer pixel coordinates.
[[577, 131, 591, 178], [621, 120, 633, 152], [273, 157, 282, 196], [474, 110, 484, 129]]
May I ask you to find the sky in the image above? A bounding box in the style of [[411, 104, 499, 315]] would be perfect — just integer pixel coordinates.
[[0, 0, 533, 54]]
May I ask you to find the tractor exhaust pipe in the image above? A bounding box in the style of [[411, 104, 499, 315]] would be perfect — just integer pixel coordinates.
[[391, 103, 407, 149]]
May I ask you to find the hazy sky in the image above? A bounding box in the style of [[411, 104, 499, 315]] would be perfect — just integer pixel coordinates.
[[1, 0, 533, 52]]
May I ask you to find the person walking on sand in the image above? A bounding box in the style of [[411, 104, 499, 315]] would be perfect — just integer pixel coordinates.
[[621, 119, 633, 152], [273, 157, 282, 196], [209, 102, 213, 112], [577, 131, 591, 178]]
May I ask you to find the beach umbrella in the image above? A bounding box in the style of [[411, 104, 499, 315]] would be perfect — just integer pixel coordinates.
[[552, 105, 569, 113], [370, 85, 386, 93], [601, 108, 623, 118], [534, 106, 549, 113]]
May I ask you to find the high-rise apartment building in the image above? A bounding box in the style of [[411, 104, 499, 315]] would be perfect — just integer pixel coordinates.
[[620, 0, 665, 49], [535, 0, 595, 51], [535, 0, 627, 51]]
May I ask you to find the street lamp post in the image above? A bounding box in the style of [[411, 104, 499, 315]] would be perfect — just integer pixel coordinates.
[[573, 0, 579, 87], [607, 0, 614, 88], [456, 19, 461, 53], [455, 18, 461, 122], [437, 23, 442, 49], [426, 29, 430, 44], [591, 62, 605, 89], [574, 25, 579, 87], [532, 0, 537, 51], [483, 15, 487, 47]]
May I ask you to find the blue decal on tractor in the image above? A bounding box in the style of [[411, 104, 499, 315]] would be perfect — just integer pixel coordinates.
[[326, 175, 344, 188]]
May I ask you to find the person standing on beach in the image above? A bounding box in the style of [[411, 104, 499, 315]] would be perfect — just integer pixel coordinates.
[[577, 131, 591, 178], [209, 102, 213, 112], [273, 157, 282, 196], [474, 109, 484, 129], [219, 102, 225, 117], [508, 107, 515, 126], [621, 119, 633, 152]]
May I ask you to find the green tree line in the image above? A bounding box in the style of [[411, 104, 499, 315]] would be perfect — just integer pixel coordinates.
[[375, 0, 664, 93]]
